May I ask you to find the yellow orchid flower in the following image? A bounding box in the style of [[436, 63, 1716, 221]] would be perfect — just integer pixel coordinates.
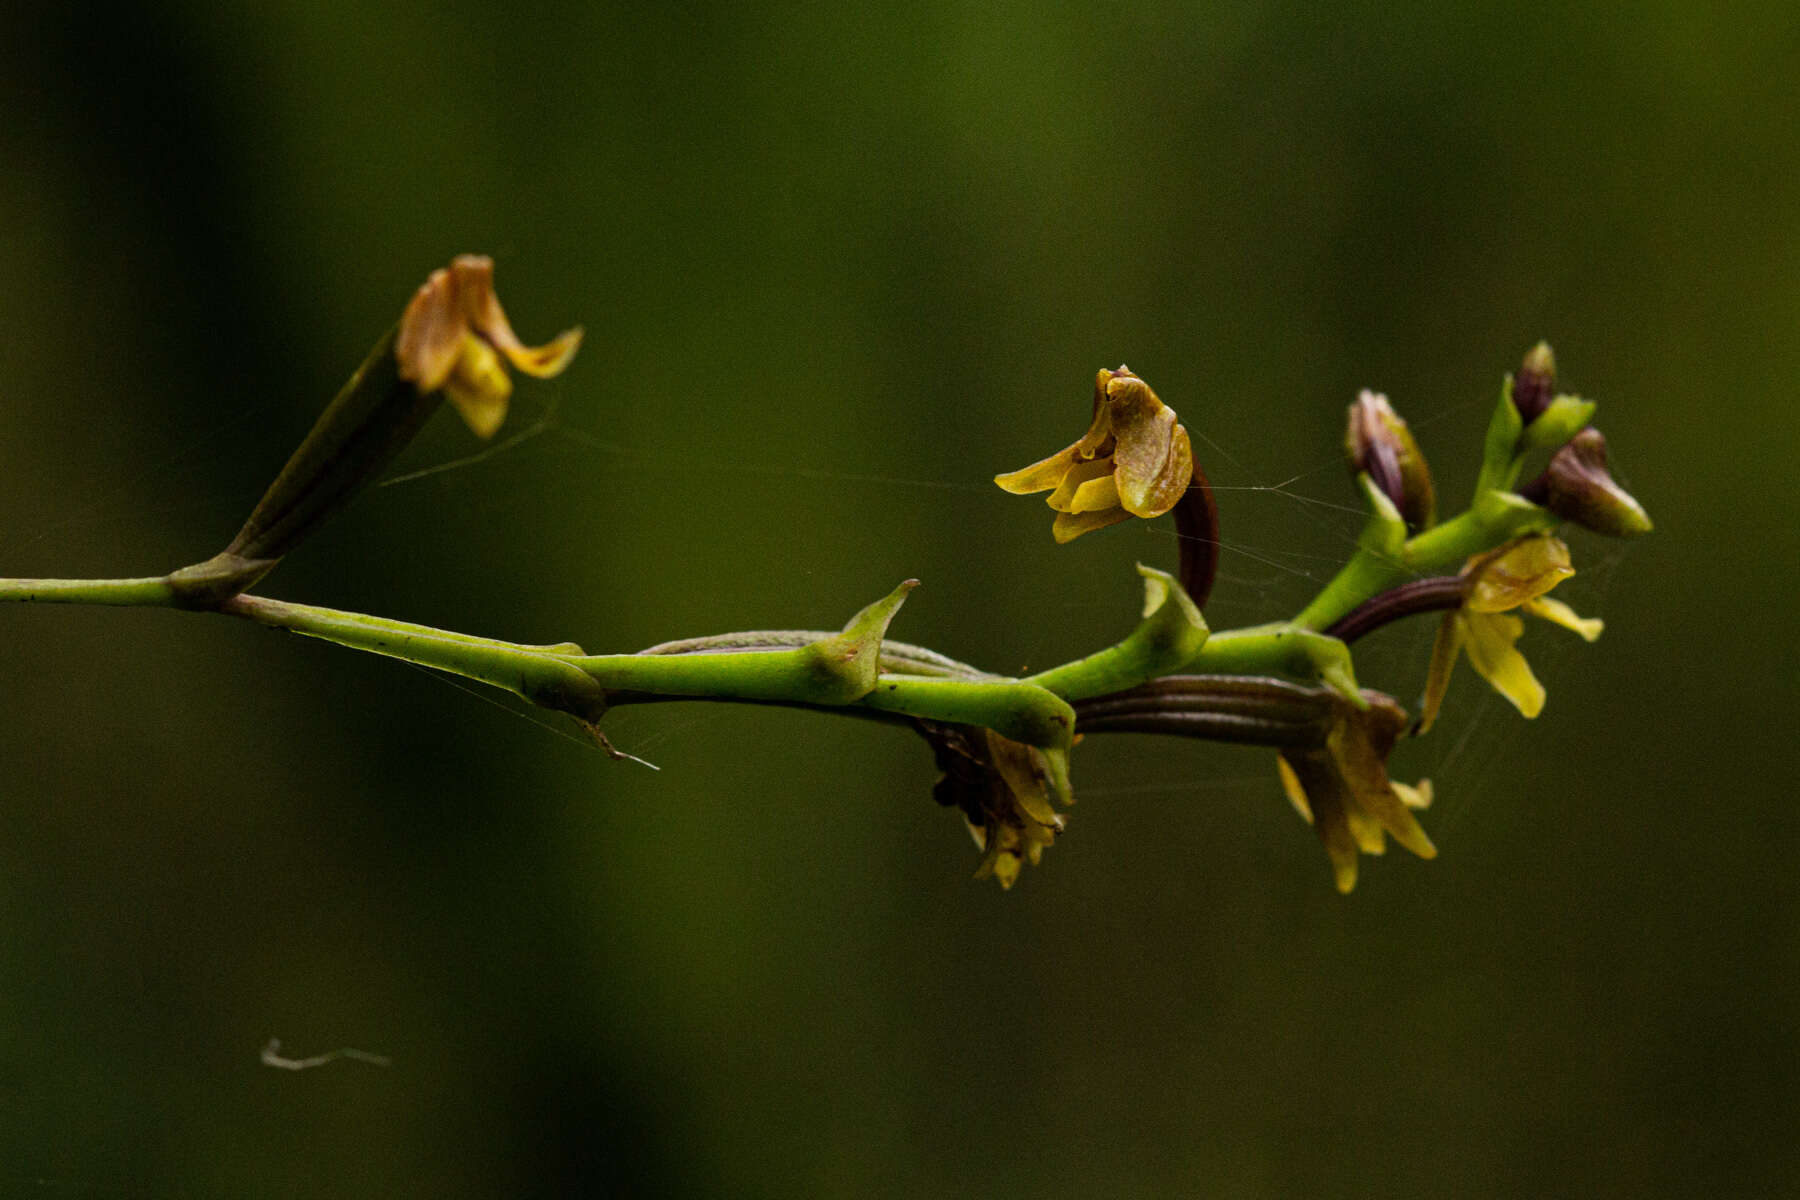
[[1277, 690, 1435, 894], [995, 366, 1195, 543], [917, 720, 1072, 888], [394, 255, 583, 439], [1418, 535, 1604, 733]]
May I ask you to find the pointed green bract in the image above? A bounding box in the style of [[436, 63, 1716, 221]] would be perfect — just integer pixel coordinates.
[[1475, 379, 1528, 497], [1019, 564, 1208, 701], [1519, 394, 1597, 454], [801, 579, 919, 703]]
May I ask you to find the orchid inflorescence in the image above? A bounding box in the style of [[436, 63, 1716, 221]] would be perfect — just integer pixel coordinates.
[[0, 260, 1651, 893]]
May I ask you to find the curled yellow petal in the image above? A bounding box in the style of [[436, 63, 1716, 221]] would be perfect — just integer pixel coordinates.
[[995, 441, 1088, 495], [1524, 596, 1604, 642], [1276, 691, 1436, 892], [1044, 456, 1114, 510], [1393, 779, 1433, 811], [1064, 472, 1123, 515], [1052, 507, 1133, 544]]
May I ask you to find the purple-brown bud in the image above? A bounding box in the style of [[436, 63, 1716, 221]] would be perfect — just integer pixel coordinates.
[[1518, 428, 1652, 537], [1345, 390, 1435, 532], [1511, 341, 1557, 424]]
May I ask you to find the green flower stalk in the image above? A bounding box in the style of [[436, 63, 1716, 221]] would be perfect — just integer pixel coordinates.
[[0, 259, 1654, 894]]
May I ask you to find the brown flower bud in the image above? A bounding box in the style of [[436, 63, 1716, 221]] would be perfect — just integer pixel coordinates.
[[1511, 341, 1557, 424], [1520, 428, 1653, 537], [1344, 390, 1435, 533]]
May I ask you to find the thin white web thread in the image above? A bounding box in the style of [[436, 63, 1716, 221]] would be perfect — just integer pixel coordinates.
[[5, 401, 280, 555], [260, 1039, 391, 1070]]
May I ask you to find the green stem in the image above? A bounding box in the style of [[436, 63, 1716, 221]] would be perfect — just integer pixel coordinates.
[[1290, 503, 1554, 632], [217, 594, 606, 719], [1020, 565, 1209, 702], [0, 576, 178, 606], [205, 595, 1073, 749], [1178, 624, 1362, 702]]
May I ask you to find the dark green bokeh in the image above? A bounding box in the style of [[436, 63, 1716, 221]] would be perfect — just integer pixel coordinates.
[[1, 2, 1794, 1195]]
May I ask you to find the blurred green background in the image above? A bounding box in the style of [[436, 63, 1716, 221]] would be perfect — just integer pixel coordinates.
[[2, 1, 1795, 1195]]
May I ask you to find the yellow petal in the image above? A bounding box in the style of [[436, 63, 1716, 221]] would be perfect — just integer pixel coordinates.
[[442, 256, 577, 378], [1462, 612, 1546, 718], [1320, 815, 1360, 893], [1064, 472, 1123, 515], [1418, 614, 1462, 735], [1110, 402, 1179, 514], [985, 731, 1062, 829], [1346, 803, 1388, 855], [990, 850, 1022, 889], [1076, 372, 1118, 457], [1277, 755, 1313, 824], [1330, 720, 1436, 859], [1393, 779, 1433, 811], [1281, 753, 1360, 892], [1524, 596, 1604, 643], [1045, 456, 1115, 510], [395, 255, 582, 425], [394, 264, 468, 393], [1467, 535, 1575, 612], [1052, 507, 1133, 543], [995, 441, 1087, 495], [497, 326, 584, 379], [443, 337, 513, 439], [1354, 786, 1436, 859], [1123, 422, 1194, 519]]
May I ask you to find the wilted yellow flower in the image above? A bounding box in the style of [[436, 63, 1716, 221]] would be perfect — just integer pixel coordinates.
[[1277, 690, 1435, 894], [917, 720, 1072, 888], [1419, 534, 1604, 732], [995, 366, 1195, 543], [395, 255, 583, 439]]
